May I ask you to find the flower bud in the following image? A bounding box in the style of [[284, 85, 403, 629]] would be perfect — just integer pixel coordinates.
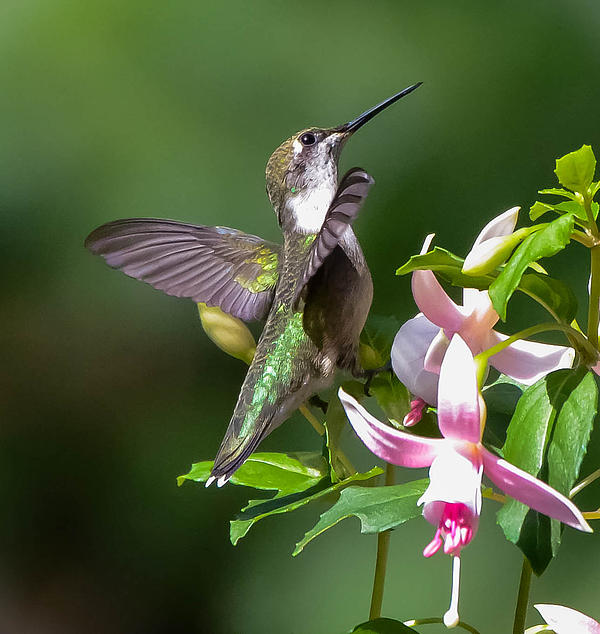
[[197, 303, 256, 365], [462, 227, 531, 276]]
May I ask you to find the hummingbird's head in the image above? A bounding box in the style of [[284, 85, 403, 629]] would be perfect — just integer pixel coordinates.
[[265, 83, 422, 232], [265, 127, 346, 225]]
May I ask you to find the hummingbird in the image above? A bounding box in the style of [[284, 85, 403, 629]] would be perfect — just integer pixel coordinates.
[[85, 83, 422, 485]]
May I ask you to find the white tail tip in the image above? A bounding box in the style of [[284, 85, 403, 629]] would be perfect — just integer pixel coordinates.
[[217, 475, 230, 488]]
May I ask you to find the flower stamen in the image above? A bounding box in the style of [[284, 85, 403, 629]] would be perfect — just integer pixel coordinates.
[[423, 503, 474, 558]]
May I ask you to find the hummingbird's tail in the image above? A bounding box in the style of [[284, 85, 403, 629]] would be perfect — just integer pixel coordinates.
[[206, 356, 323, 486], [206, 416, 273, 487]]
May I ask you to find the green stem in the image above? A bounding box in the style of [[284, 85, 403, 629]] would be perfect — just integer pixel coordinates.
[[582, 193, 598, 235], [587, 245, 600, 349], [513, 557, 532, 634], [572, 229, 595, 247], [403, 617, 482, 633], [570, 467, 600, 498], [369, 463, 394, 620], [477, 321, 596, 366], [299, 404, 325, 435]]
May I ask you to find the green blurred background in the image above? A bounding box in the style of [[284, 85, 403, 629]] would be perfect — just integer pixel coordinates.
[[2, 1, 600, 632]]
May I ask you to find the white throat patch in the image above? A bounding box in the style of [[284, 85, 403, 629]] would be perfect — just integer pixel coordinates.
[[288, 138, 338, 234], [289, 181, 336, 233]]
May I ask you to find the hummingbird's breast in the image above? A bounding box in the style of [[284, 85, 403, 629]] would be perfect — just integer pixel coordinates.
[[286, 154, 338, 234]]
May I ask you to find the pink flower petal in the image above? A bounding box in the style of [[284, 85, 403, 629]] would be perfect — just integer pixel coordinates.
[[459, 292, 500, 352], [392, 314, 440, 405], [437, 335, 481, 443], [338, 388, 444, 468], [471, 207, 520, 247], [535, 604, 600, 633], [412, 270, 466, 332], [481, 449, 592, 532], [412, 235, 465, 332], [485, 331, 575, 385], [423, 328, 449, 373]]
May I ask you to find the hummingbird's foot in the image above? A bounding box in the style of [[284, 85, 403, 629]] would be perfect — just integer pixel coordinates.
[[309, 394, 329, 414], [362, 361, 393, 396]]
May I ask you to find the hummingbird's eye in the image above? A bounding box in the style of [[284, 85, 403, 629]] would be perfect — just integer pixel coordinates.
[[300, 132, 317, 146]]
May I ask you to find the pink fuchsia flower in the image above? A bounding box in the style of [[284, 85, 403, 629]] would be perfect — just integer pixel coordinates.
[[341, 334, 590, 627], [535, 604, 600, 633], [393, 208, 575, 405]]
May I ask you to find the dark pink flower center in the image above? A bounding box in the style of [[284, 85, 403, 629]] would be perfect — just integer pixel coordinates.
[[423, 502, 474, 558]]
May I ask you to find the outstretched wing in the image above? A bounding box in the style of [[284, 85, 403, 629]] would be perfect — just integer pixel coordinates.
[[85, 218, 280, 321], [295, 167, 374, 301]]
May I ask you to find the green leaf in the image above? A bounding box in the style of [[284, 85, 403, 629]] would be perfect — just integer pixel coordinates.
[[230, 467, 382, 545], [555, 200, 595, 221], [591, 181, 600, 199], [538, 187, 577, 200], [519, 272, 578, 323], [369, 372, 410, 426], [360, 314, 402, 367], [497, 368, 597, 574], [489, 214, 575, 320], [483, 379, 524, 416], [529, 201, 555, 221], [485, 372, 528, 392], [554, 145, 596, 194], [547, 370, 597, 504], [396, 247, 493, 290], [294, 478, 428, 555], [529, 200, 594, 223], [350, 618, 418, 633], [177, 451, 327, 495]]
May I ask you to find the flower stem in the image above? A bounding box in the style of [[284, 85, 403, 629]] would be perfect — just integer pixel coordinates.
[[369, 463, 394, 619], [402, 617, 482, 633], [570, 467, 600, 498], [482, 488, 507, 504], [582, 509, 600, 520], [477, 321, 596, 366], [587, 245, 600, 349], [299, 404, 356, 475], [513, 557, 532, 634], [299, 404, 325, 435]]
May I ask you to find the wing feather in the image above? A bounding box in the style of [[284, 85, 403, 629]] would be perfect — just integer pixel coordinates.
[[85, 218, 280, 321], [295, 168, 374, 301]]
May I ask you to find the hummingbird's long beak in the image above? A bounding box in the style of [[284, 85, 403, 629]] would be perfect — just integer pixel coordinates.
[[336, 82, 422, 135]]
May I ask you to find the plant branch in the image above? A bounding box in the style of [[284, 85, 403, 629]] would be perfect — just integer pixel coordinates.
[[482, 488, 507, 504], [570, 467, 600, 498], [369, 463, 394, 619], [587, 246, 600, 349], [299, 404, 325, 435], [403, 617, 482, 633], [582, 508, 600, 520], [513, 557, 532, 634]]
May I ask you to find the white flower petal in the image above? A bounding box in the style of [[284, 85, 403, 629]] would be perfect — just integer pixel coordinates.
[[419, 448, 483, 531], [472, 206, 520, 247], [392, 314, 440, 405], [486, 330, 575, 385], [535, 604, 600, 633]]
